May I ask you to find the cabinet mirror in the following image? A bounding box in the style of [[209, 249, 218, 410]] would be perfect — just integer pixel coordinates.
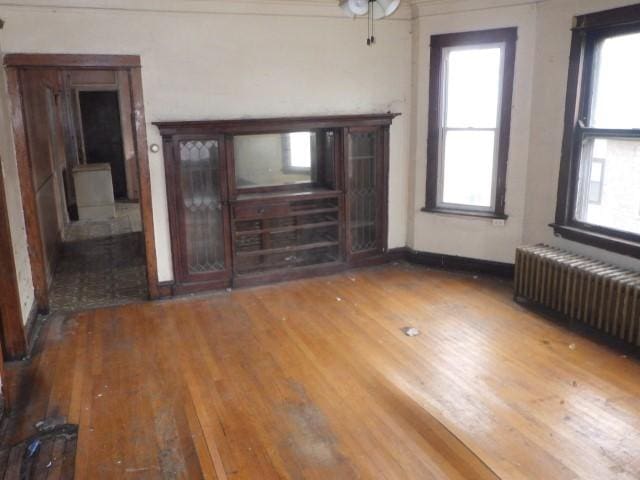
[[234, 132, 319, 189]]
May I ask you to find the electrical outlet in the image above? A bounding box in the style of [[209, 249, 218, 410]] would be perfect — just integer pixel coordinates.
[[492, 219, 506, 227]]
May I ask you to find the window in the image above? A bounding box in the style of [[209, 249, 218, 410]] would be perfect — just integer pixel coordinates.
[[554, 4, 640, 258], [283, 132, 312, 172], [424, 28, 517, 218]]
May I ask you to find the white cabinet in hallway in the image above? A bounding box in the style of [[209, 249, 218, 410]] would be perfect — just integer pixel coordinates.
[[72, 163, 116, 221]]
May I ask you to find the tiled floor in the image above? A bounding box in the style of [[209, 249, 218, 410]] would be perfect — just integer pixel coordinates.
[[64, 201, 142, 242], [49, 232, 148, 312]]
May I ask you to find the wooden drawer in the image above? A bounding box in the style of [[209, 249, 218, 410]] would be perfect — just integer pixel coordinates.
[[233, 203, 290, 220]]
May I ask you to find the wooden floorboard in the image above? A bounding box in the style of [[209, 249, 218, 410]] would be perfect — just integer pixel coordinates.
[[3, 263, 640, 479]]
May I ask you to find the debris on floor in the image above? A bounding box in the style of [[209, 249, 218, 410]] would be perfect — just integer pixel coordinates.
[[26, 439, 41, 458], [402, 327, 421, 337], [568, 343, 576, 350], [0, 422, 78, 479], [34, 416, 66, 433]]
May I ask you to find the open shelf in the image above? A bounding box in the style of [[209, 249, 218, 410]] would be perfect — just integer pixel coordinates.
[[235, 244, 341, 275], [235, 188, 340, 203], [233, 191, 342, 276], [236, 220, 339, 237], [236, 240, 339, 258]]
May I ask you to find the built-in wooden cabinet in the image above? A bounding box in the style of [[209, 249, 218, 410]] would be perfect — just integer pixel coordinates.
[[157, 114, 396, 293]]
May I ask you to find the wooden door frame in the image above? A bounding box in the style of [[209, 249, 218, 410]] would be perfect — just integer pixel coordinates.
[[0, 154, 28, 360], [4, 54, 161, 312]]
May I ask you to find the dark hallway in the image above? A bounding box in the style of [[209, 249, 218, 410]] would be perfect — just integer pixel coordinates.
[[78, 90, 127, 199]]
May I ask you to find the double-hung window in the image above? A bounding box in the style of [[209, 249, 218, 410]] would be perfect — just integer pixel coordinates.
[[425, 28, 517, 218], [554, 4, 640, 257]]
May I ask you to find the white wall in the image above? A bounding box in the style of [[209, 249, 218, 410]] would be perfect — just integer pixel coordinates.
[[0, 0, 638, 303], [408, 2, 537, 264], [523, 0, 640, 271], [0, 1, 413, 282], [407, 0, 640, 270], [0, 46, 34, 324]]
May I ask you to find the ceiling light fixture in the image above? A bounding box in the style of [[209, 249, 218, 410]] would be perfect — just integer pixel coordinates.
[[339, 0, 401, 46]]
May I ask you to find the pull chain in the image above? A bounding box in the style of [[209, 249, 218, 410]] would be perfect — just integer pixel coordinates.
[[370, 0, 375, 46], [367, 1, 371, 46], [366, 0, 376, 46]]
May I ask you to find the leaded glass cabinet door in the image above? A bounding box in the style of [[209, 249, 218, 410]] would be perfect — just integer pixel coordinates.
[[345, 126, 387, 259], [171, 135, 231, 287]]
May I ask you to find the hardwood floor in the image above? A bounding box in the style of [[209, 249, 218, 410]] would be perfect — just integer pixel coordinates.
[[3, 263, 640, 479]]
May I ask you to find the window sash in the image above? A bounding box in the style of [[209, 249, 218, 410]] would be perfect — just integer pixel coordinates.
[[585, 29, 640, 129], [436, 127, 500, 211], [569, 128, 640, 240], [436, 44, 506, 211]]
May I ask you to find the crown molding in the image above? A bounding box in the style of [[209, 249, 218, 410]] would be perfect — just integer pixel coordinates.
[[0, 0, 413, 20], [0, 0, 547, 24], [410, 0, 544, 18]]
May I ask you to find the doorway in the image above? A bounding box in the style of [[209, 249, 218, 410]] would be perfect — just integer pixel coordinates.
[[5, 54, 160, 326], [78, 90, 127, 199], [66, 81, 142, 241]]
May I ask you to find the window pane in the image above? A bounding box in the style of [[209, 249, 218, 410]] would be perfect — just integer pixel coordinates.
[[441, 130, 495, 207], [575, 137, 640, 235], [590, 161, 603, 182], [590, 33, 640, 129], [445, 46, 502, 129], [288, 132, 312, 168]]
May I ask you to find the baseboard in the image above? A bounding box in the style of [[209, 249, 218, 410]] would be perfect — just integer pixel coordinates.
[[157, 281, 175, 298], [384, 247, 409, 262], [24, 301, 39, 358], [403, 248, 514, 279], [153, 247, 512, 299]]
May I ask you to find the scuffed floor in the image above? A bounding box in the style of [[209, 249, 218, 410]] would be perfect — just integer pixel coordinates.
[[4, 264, 640, 479]]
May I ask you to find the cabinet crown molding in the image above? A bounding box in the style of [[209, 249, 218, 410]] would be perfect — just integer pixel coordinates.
[[154, 113, 400, 136]]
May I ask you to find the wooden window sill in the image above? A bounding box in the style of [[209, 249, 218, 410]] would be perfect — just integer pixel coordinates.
[[550, 223, 640, 259], [422, 207, 508, 221]]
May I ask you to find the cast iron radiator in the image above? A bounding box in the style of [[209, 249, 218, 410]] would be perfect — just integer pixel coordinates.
[[515, 244, 640, 346]]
